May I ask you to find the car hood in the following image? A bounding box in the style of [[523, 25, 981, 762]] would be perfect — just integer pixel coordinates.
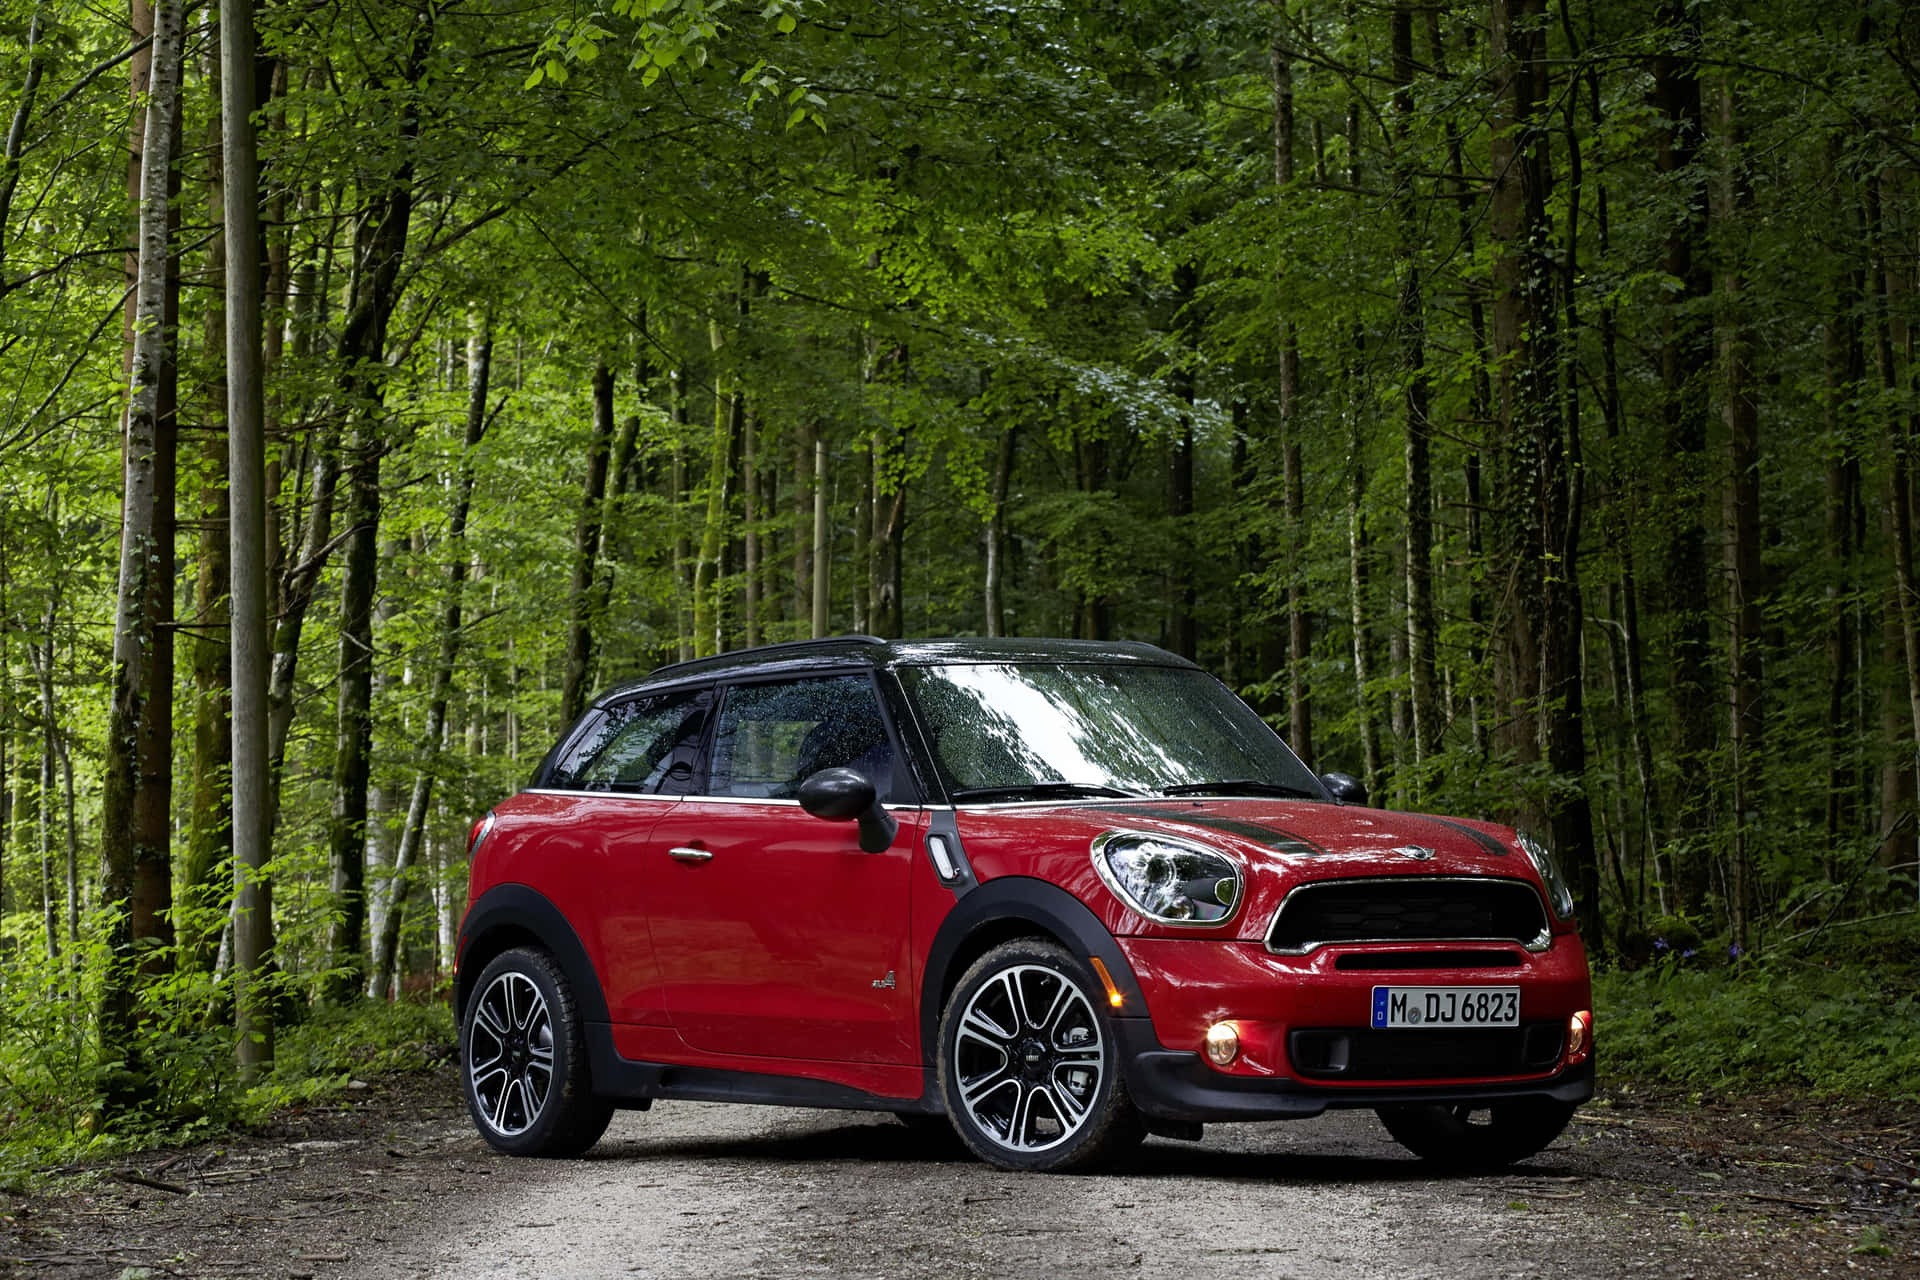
[[1074, 798, 1521, 877], [954, 796, 1537, 942]]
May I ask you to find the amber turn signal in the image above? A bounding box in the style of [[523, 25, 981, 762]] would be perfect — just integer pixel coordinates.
[[1089, 956, 1124, 1009]]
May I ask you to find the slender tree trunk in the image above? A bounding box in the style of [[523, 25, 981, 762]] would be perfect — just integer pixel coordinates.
[[1168, 263, 1198, 659], [369, 328, 490, 1000], [1717, 80, 1762, 951], [1271, 34, 1312, 761], [223, 0, 273, 1077], [184, 54, 231, 969], [812, 434, 830, 637], [561, 364, 615, 720], [1391, 0, 1437, 773], [1823, 160, 1863, 864], [0, 9, 47, 296], [670, 369, 692, 660], [985, 424, 1017, 638], [98, 0, 184, 1099], [744, 406, 762, 647], [1650, 0, 1715, 908], [694, 317, 741, 657]]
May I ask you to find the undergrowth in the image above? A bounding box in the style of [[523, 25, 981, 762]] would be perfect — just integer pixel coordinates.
[[1594, 914, 1920, 1100], [0, 989, 453, 1185]]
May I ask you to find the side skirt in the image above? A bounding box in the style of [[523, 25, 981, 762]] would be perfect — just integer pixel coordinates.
[[586, 1024, 942, 1115]]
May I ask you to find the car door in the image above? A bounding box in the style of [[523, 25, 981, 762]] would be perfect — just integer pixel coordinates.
[[541, 686, 710, 1026], [644, 672, 923, 1065]]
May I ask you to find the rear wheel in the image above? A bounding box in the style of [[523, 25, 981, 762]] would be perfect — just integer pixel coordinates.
[[1376, 1099, 1577, 1171], [936, 939, 1144, 1172], [461, 947, 613, 1157]]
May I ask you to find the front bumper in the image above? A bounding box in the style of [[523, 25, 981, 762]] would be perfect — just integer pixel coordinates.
[[1110, 935, 1593, 1121], [1113, 1015, 1595, 1121]]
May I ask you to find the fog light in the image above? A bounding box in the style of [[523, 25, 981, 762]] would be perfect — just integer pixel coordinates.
[[1204, 1021, 1239, 1066], [1567, 1009, 1593, 1062]]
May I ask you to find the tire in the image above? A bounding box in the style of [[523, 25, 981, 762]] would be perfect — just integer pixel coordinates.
[[936, 939, 1145, 1172], [461, 947, 614, 1157], [1376, 1099, 1578, 1172]]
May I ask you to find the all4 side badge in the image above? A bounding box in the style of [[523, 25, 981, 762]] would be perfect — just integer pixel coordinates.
[[871, 970, 896, 990]]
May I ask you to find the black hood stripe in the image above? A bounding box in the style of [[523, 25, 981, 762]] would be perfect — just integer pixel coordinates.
[[1099, 806, 1327, 856], [1418, 815, 1509, 858]]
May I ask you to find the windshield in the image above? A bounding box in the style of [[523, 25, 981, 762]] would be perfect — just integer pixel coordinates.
[[896, 663, 1324, 801]]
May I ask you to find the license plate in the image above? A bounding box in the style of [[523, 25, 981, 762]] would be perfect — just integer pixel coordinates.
[[1371, 986, 1519, 1029]]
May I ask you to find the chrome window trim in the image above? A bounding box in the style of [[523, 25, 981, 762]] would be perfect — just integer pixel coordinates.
[[1264, 875, 1554, 956], [523, 786, 928, 814], [523, 787, 683, 802]]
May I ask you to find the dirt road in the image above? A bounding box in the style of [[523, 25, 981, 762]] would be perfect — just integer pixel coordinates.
[[5, 1068, 1915, 1278]]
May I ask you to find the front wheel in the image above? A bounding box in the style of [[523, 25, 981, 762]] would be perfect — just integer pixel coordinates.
[[936, 939, 1144, 1172], [461, 947, 614, 1157], [1376, 1099, 1577, 1172]]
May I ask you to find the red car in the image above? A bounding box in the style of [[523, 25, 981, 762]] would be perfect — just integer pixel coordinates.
[[456, 637, 1592, 1172]]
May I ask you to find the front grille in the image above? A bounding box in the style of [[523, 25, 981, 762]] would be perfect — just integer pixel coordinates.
[[1266, 877, 1549, 954], [1288, 1024, 1565, 1081]]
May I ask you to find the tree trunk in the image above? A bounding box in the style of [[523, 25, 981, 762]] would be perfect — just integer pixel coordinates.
[[812, 434, 830, 637], [1717, 79, 1762, 951], [369, 327, 490, 1000], [1271, 33, 1312, 762], [693, 318, 741, 657], [1391, 0, 1437, 773], [1168, 263, 1198, 660], [223, 0, 273, 1076], [744, 406, 762, 647], [184, 55, 231, 970], [1650, 0, 1716, 908], [985, 424, 1017, 638], [98, 0, 184, 1100], [561, 364, 615, 720]]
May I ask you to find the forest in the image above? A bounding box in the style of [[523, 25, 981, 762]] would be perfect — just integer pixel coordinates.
[[1, 0, 1918, 1136]]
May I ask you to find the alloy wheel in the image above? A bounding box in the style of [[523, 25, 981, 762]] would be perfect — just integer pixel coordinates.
[[467, 970, 555, 1137], [952, 962, 1104, 1153]]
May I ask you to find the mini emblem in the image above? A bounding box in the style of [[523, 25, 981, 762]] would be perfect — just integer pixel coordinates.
[[871, 970, 896, 990], [1391, 846, 1437, 861]]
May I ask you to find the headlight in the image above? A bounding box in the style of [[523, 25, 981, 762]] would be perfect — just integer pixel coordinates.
[[1517, 831, 1575, 920], [1092, 831, 1241, 926]]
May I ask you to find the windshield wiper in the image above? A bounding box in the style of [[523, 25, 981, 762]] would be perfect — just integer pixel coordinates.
[[1159, 779, 1320, 799], [949, 782, 1148, 802]]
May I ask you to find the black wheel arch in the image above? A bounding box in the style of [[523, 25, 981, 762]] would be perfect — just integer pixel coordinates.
[[918, 875, 1147, 1062], [455, 883, 610, 1027]]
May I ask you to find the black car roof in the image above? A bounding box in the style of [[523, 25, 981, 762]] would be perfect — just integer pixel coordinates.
[[594, 635, 1198, 706]]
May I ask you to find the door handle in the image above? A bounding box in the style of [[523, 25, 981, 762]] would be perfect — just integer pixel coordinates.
[[668, 846, 714, 863]]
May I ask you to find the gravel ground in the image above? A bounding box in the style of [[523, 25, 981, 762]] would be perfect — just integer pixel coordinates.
[[3, 1066, 1915, 1279]]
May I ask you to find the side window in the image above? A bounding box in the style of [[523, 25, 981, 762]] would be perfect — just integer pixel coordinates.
[[706, 675, 897, 802], [552, 689, 710, 794]]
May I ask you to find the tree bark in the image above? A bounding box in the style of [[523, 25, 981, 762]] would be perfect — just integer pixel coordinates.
[[561, 364, 615, 720], [184, 47, 231, 970], [1391, 0, 1437, 773], [1270, 33, 1312, 762], [812, 434, 830, 637], [1651, 0, 1716, 908], [985, 423, 1017, 638], [1717, 79, 1762, 951], [223, 0, 273, 1077], [98, 0, 184, 1099]]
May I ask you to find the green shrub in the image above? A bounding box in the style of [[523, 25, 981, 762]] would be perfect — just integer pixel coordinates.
[[1595, 959, 1920, 1099]]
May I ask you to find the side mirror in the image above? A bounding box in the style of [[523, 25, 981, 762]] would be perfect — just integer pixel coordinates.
[[1319, 771, 1368, 807], [798, 767, 899, 853]]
